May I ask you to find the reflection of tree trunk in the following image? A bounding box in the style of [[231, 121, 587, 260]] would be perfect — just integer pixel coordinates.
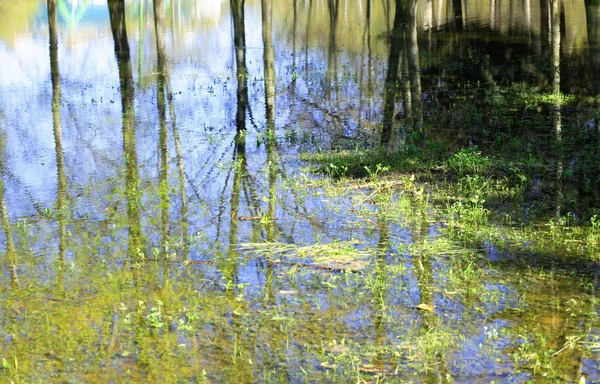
[[231, 0, 248, 138], [384, 0, 392, 32], [490, 0, 496, 29], [551, 0, 563, 220], [326, 0, 340, 140], [540, 0, 550, 56], [327, 0, 339, 85], [453, 0, 464, 31], [367, 0, 373, 109], [156, 1, 188, 259], [49, 0, 67, 290], [373, 216, 389, 370], [423, 0, 433, 31], [262, 0, 277, 241], [154, 0, 171, 261], [381, 0, 404, 146], [383, 0, 418, 147], [108, 0, 144, 259], [0, 134, 19, 287], [228, 144, 244, 284], [261, 0, 277, 300], [525, 0, 532, 41], [414, 219, 436, 380], [407, 2, 423, 135], [587, 1, 600, 163], [304, 0, 313, 80], [291, 0, 298, 97], [586, 1, 600, 95], [226, 0, 249, 291], [402, 50, 412, 123], [138, 0, 144, 85], [171, 99, 188, 259], [170, 0, 176, 32], [154, 0, 188, 260]]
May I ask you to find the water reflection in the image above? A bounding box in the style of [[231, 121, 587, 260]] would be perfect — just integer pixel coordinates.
[[108, 0, 144, 259], [153, 0, 171, 260], [382, 0, 422, 148], [0, 0, 600, 381], [49, 0, 68, 293], [0, 134, 18, 287]]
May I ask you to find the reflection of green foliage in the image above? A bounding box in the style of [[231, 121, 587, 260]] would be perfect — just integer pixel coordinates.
[[272, 0, 394, 55], [525, 92, 577, 108], [0, 0, 41, 46], [57, 0, 91, 28]]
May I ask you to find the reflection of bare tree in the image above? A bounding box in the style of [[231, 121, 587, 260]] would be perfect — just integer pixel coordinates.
[[227, 132, 245, 288], [48, 0, 67, 291], [224, 0, 250, 291], [551, 0, 563, 219], [412, 210, 441, 381], [138, 0, 144, 85], [586, 0, 600, 96], [151, 0, 189, 259], [154, 0, 170, 260], [453, 0, 464, 31], [381, 1, 404, 147], [304, 0, 313, 80], [327, 0, 340, 84], [262, 0, 277, 241], [291, 0, 298, 97], [0, 133, 18, 287], [382, 0, 421, 148], [587, 0, 600, 178], [171, 114, 188, 260], [372, 216, 389, 370], [108, 0, 144, 259], [262, 0, 277, 303], [407, 3, 423, 134], [231, 0, 248, 138], [365, 0, 373, 115], [326, 0, 341, 139], [540, 0, 550, 57]]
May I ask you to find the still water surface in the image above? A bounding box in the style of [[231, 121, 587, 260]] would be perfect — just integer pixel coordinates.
[[1, 0, 600, 382]]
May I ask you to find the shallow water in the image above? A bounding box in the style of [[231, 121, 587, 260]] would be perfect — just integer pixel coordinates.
[[1, 0, 600, 382]]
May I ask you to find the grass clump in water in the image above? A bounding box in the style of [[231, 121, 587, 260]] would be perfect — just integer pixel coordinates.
[[300, 145, 435, 180], [239, 240, 373, 270]]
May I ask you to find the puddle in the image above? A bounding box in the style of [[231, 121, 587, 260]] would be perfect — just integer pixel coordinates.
[[0, 0, 600, 382]]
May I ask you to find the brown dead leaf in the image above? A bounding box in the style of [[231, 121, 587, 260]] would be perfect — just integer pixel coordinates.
[[238, 216, 262, 221]]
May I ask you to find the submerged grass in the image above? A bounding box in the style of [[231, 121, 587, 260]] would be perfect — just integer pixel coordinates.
[[239, 240, 372, 270], [1, 136, 598, 382], [297, 134, 600, 380], [2, 165, 599, 382]]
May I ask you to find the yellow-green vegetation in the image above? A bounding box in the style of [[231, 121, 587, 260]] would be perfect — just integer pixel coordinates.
[[0, 0, 40, 46], [300, 149, 600, 381], [1, 154, 599, 382], [2, 0, 600, 381]]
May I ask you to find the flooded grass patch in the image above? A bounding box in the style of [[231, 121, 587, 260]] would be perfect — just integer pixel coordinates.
[[3, 0, 600, 381], [299, 139, 600, 381]]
